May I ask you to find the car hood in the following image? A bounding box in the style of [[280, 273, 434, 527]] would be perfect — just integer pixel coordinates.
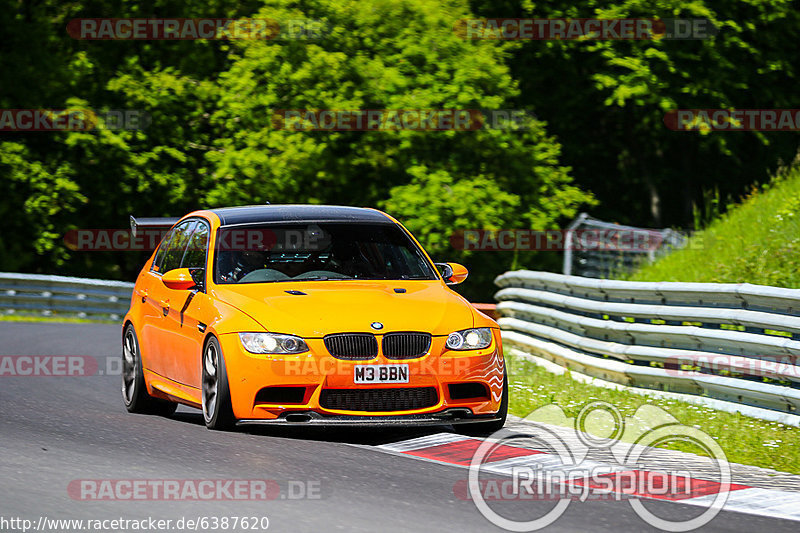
[[210, 281, 476, 337]]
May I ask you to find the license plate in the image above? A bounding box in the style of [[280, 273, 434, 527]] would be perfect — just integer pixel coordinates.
[[354, 364, 409, 384]]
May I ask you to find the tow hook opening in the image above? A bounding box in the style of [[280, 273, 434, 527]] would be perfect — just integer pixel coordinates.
[[284, 413, 313, 423], [446, 408, 473, 420]]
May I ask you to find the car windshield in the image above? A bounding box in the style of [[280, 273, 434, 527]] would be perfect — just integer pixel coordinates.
[[214, 222, 438, 284]]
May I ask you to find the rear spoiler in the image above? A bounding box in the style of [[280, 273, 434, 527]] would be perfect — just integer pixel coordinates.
[[129, 216, 181, 237]]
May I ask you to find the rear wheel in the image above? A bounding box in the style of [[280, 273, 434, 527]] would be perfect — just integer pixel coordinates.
[[121, 324, 177, 416], [457, 370, 508, 436], [202, 336, 237, 430]]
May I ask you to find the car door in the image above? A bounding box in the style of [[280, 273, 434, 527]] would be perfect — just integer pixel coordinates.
[[138, 224, 178, 376], [163, 219, 214, 389], [145, 219, 196, 381]]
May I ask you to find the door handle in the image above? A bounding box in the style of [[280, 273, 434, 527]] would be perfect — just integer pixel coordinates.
[[160, 299, 170, 316], [136, 288, 148, 303]]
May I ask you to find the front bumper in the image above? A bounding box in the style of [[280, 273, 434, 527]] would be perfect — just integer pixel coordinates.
[[237, 408, 501, 427], [218, 330, 505, 422]]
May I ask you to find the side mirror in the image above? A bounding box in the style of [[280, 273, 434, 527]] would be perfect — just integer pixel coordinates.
[[162, 268, 198, 291], [434, 262, 469, 285]]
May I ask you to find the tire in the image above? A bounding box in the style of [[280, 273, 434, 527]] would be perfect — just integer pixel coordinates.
[[121, 324, 178, 416], [202, 336, 237, 430], [456, 370, 508, 436]]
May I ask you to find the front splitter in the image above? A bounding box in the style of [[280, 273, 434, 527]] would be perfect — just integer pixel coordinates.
[[236, 408, 500, 427]]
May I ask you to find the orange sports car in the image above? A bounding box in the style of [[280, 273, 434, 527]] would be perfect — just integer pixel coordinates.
[[122, 205, 506, 431]]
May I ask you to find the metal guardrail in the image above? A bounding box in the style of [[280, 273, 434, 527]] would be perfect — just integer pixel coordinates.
[[495, 270, 800, 415], [0, 273, 134, 321], [5, 268, 800, 416], [563, 213, 687, 278]]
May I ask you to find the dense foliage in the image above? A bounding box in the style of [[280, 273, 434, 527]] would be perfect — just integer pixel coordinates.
[[1, 0, 797, 298], [630, 159, 800, 287], [471, 0, 800, 226]]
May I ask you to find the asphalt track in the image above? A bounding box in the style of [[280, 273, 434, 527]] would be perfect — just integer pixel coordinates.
[[0, 322, 797, 532]]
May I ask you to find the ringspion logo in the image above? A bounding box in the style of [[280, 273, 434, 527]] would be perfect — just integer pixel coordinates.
[[466, 402, 732, 531]]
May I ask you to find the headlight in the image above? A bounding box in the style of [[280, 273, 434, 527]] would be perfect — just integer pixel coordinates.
[[239, 332, 309, 354], [446, 327, 492, 351]]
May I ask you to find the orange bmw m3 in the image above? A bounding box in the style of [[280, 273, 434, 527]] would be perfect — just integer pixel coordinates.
[[122, 205, 506, 431]]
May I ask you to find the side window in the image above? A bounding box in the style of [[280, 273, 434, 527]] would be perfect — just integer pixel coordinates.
[[181, 221, 209, 270], [397, 246, 426, 278], [160, 221, 196, 274], [151, 228, 175, 273]]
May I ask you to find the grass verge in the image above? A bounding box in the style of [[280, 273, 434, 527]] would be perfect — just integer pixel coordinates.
[[507, 355, 800, 474], [629, 163, 800, 286]]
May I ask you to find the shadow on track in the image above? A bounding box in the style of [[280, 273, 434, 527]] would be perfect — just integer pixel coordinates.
[[166, 406, 458, 446]]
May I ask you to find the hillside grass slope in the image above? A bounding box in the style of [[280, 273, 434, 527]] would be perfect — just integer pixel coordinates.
[[631, 164, 800, 286]]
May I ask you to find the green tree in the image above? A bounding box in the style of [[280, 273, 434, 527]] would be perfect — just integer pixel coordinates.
[[207, 0, 593, 297], [1, 0, 593, 300], [470, 0, 800, 227]]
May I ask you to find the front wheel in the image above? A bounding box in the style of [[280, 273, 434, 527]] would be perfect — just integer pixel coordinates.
[[121, 324, 177, 416], [202, 336, 237, 430], [457, 370, 508, 436]]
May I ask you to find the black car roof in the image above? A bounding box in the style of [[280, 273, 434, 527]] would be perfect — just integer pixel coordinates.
[[210, 205, 393, 226]]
